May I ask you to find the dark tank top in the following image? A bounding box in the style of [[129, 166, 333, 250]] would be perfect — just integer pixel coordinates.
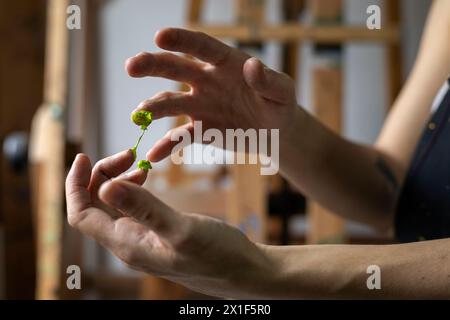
[[395, 81, 450, 242]]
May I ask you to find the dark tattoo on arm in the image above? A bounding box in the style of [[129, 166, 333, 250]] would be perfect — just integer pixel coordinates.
[[375, 157, 399, 192]]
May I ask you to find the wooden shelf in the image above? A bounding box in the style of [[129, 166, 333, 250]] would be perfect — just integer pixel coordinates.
[[187, 23, 400, 43]]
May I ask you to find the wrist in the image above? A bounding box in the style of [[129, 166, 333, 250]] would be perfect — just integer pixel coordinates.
[[227, 243, 282, 299], [279, 104, 312, 161]]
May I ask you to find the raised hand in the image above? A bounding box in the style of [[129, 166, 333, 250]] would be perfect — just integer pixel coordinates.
[[126, 28, 298, 162]]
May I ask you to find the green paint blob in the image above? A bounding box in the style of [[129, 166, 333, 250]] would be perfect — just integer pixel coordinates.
[[130, 111, 153, 171], [137, 160, 152, 172], [131, 110, 153, 130]]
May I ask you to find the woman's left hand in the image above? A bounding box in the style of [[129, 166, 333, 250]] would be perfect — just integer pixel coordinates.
[[65, 151, 275, 298]]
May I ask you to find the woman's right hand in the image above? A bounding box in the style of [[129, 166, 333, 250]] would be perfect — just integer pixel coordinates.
[[125, 28, 300, 162]]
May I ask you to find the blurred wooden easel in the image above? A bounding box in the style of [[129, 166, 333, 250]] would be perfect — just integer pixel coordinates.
[[30, 0, 70, 299], [30, 0, 99, 299]]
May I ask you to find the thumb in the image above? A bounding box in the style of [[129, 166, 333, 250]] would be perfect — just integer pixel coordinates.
[[243, 57, 295, 104], [99, 180, 180, 237]]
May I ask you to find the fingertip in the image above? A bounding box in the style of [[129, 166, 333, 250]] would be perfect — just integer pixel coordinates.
[[136, 170, 149, 185], [125, 52, 150, 77], [98, 181, 110, 200], [113, 149, 135, 166], [244, 57, 262, 68], [146, 146, 167, 163], [98, 180, 127, 208], [133, 100, 149, 114], [154, 28, 178, 50], [124, 148, 135, 161], [146, 149, 159, 162], [74, 153, 89, 164], [243, 57, 265, 88], [134, 168, 149, 179], [70, 153, 91, 175], [125, 57, 133, 74], [67, 153, 92, 191], [125, 56, 139, 77], [154, 29, 163, 44], [120, 169, 148, 186]]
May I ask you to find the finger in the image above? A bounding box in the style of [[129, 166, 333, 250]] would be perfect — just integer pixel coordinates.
[[66, 154, 93, 215], [66, 156, 125, 247], [243, 57, 295, 104], [155, 28, 233, 65], [133, 91, 194, 120], [66, 156, 148, 260], [99, 180, 182, 239], [146, 123, 194, 162], [116, 169, 148, 186], [125, 52, 205, 84], [89, 149, 135, 195]]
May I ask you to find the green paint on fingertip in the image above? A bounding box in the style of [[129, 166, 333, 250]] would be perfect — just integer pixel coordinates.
[[137, 160, 152, 172], [131, 110, 153, 129], [130, 147, 137, 161]]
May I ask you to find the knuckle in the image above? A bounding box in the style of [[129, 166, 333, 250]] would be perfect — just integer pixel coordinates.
[[92, 160, 104, 174], [155, 91, 173, 101], [138, 99, 152, 110], [137, 51, 150, 58], [117, 246, 140, 266], [195, 31, 208, 41], [158, 51, 174, 60], [282, 72, 295, 85]]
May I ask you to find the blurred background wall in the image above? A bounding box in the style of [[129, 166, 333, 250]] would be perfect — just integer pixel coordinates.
[[0, 0, 433, 298]]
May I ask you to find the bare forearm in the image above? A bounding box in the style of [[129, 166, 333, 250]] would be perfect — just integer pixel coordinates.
[[279, 106, 401, 230], [255, 239, 450, 299]]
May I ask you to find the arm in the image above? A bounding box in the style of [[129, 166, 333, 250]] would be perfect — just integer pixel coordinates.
[[376, 0, 450, 169], [65, 154, 450, 299], [281, 0, 450, 230], [261, 239, 450, 299]]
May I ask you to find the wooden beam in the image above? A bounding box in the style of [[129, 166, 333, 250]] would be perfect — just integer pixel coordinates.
[[187, 0, 204, 25], [227, 163, 267, 242], [384, 0, 402, 107], [281, 0, 305, 80], [30, 0, 70, 300], [307, 67, 346, 244], [308, 0, 342, 23], [235, 0, 266, 26], [187, 23, 400, 43]]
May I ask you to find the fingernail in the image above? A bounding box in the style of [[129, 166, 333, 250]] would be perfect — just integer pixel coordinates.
[[129, 148, 137, 161], [146, 149, 156, 162], [111, 149, 130, 161], [123, 170, 138, 178]]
